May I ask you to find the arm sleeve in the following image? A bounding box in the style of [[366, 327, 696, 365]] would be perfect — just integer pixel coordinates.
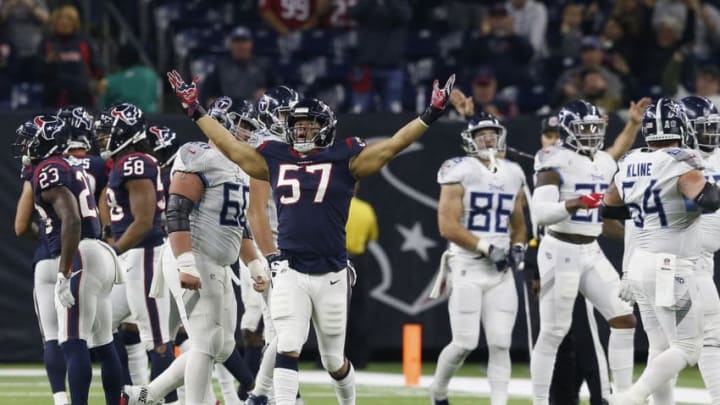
[[531, 184, 571, 226]]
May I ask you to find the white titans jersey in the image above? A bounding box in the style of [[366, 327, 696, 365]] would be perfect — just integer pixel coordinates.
[[249, 129, 280, 242], [534, 146, 617, 237], [438, 156, 526, 256], [615, 147, 703, 257], [171, 142, 251, 265], [700, 148, 720, 254]]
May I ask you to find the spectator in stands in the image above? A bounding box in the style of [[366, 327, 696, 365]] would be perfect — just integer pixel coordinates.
[[38, 5, 103, 108], [695, 65, 720, 106], [462, 3, 533, 91], [553, 2, 585, 59], [610, 0, 650, 46], [98, 45, 159, 113], [349, 0, 411, 113], [201, 26, 275, 106], [553, 36, 623, 108], [449, 68, 518, 120], [579, 68, 622, 113], [507, 0, 548, 59], [0, 33, 18, 107], [683, 0, 720, 63], [258, 0, 331, 35], [0, 0, 48, 81]]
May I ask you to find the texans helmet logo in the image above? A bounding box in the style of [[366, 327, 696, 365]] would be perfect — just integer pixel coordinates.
[[148, 125, 176, 146], [111, 104, 143, 125], [70, 107, 93, 131], [33, 116, 65, 141]]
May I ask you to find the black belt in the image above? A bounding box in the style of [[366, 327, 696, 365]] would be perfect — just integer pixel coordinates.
[[548, 230, 596, 245]]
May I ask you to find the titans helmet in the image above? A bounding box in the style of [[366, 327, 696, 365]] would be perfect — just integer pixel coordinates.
[[681, 95, 720, 151], [557, 100, 606, 155], [642, 98, 694, 147], [146, 125, 179, 169], [14, 114, 70, 165], [56, 106, 95, 152], [286, 98, 337, 153], [460, 112, 507, 160], [95, 103, 146, 160], [208, 96, 261, 141], [257, 86, 300, 137]]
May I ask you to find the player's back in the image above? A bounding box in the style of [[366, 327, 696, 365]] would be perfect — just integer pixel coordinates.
[[67, 154, 108, 202], [534, 145, 617, 237], [107, 152, 165, 248], [172, 142, 249, 266], [438, 156, 526, 255], [615, 147, 703, 257], [32, 156, 101, 257]]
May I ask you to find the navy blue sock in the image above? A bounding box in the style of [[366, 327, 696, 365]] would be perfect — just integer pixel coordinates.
[[175, 330, 189, 347], [112, 333, 132, 385], [61, 339, 92, 405], [91, 342, 123, 405], [149, 343, 177, 402], [121, 328, 141, 345], [43, 340, 67, 393], [244, 345, 262, 377], [223, 348, 255, 387]]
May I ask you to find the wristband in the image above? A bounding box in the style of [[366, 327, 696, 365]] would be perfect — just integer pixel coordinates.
[[475, 239, 491, 256], [177, 252, 200, 278], [188, 103, 207, 122]]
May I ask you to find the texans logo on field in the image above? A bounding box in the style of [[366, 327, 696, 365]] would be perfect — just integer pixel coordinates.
[[361, 136, 451, 316]]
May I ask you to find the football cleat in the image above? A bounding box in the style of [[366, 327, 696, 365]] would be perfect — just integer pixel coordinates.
[[120, 385, 156, 405], [246, 394, 269, 405]]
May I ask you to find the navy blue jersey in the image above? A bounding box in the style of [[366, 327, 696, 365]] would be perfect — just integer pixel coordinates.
[[21, 165, 52, 264], [107, 153, 165, 248], [32, 157, 101, 257], [67, 154, 108, 203], [257, 137, 365, 273]]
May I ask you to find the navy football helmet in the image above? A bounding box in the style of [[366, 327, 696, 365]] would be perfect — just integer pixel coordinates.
[[14, 114, 70, 165], [257, 86, 299, 137], [557, 100, 606, 155], [146, 126, 179, 169], [56, 106, 95, 152], [286, 98, 337, 153], [642, 98, 694, 147], [461, 112, 507, 160], [208, 96, 261, 141], [681, 95, 720, 151], [95, 103, 146, 160]]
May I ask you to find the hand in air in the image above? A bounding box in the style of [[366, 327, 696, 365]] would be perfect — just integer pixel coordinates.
[[166, 70, 202, 119], [419, 74, 456, 126]]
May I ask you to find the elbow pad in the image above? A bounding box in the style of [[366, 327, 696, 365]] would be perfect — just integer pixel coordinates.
[[166, 193, 194, 233], [531, 185, 571, 225], [600, 204, 631, 220], [695, 182, 720, 212]]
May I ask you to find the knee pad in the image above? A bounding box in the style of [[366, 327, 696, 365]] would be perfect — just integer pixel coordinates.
[[191, 321, 224, 359], [537, 324, 569, 352], [450, 335, 478, 352], [321, 354, 345, 373], [704, 312, 720, 348]]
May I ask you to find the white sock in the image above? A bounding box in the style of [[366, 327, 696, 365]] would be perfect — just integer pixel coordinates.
[[52, 391, 68, 405], [273, 367, 299, 405], [147, 351, 187, 402], [331, 362, 355, 405], [631, 347, 688, 402], [647, 347, 675, 405], [176, 339, 192, 403], [609, 328, 635, 392], [126, 343, 149, 385], [699, 346, 720, 404], [254, 337, 278, 397], [431, 343, 469, 400], [214, 363, 241, 405], [487, 345, 511, 405], [184, 350, 214, 405], [530, 331, 562, 401]]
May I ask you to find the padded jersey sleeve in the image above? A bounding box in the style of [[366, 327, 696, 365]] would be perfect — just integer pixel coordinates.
[[113, 153, 159, 182], [437, 157, 467, 185], [33, 159, 73, 193], [344, 136, 366, 157]]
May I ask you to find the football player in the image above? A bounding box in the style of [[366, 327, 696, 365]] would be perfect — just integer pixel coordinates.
[[122, 106, 264, 405], [603, 98, 712, 404], [430, 112, 528, 405], [167, 69, 454, 405], [17, 114, 123, 405], [530, 100, 638, 404], [97, 103, 178, 404]]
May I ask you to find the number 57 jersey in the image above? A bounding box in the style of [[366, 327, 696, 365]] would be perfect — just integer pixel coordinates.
[[171, 142, 250, 266], [437, 156, 526, 256], [614, 147, 703, 257]]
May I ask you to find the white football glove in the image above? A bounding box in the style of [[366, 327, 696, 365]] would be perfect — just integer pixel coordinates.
[[618, 272, 635, 305], [247, 258, 270, 292], [55, 272, 75, 309]]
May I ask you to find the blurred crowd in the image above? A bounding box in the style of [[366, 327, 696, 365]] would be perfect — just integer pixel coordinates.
[[2, 0, 720, 116]]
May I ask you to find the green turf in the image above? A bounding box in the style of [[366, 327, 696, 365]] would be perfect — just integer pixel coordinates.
[[0, 362, 707, 404]]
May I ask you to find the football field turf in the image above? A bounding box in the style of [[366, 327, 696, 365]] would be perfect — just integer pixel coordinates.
[[0, 362, 709, 404]]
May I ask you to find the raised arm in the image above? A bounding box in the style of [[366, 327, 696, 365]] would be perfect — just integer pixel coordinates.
[[167, 70, 269, 180], [349, 75, 455, 178], [605, 97, 651, 160]]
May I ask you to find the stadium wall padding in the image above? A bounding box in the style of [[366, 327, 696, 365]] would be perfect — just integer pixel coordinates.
[[1, 111, 716, 361]]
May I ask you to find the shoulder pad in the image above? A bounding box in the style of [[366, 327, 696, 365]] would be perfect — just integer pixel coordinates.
[[437, 156, 469, 184], [663, 147, 704, 169], [175, 142, 212, 173], [616, 147, 643, 164], [534, 145, 568, 170]]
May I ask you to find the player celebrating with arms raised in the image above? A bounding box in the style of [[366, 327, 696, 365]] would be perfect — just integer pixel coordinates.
[[167, 69, 454, 405]]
